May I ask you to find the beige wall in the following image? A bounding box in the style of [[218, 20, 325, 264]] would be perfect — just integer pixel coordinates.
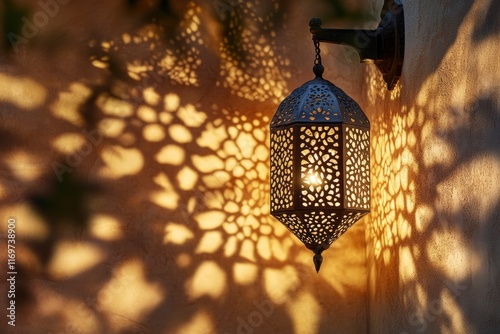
[[1, 0, 499, 333], [364, 0, 500, 333], [0, 1, 368, 333]]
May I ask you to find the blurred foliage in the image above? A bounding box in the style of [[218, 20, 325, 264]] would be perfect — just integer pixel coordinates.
[[27, 172, 100, 265], [318, 0, 376, 24], [2, 0, 29, 51]]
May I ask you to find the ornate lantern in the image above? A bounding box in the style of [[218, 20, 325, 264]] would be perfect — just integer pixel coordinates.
[[270, 4, 404, 272], [270, 55, 370, 272]]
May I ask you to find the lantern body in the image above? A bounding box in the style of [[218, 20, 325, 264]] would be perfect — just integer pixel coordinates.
[[270, 76, 370, 253]]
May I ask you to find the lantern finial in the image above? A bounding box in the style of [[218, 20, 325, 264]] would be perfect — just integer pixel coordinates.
[[313, 246, 325, 273]]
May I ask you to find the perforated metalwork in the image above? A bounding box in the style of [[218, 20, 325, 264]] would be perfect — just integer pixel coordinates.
[[326, 211, 367, 244], [270, 85, 308, 126], [345, 127, 370, 209], [337, 94, 369, 126], [273, 210, 368, 249], [278, 213, 313, 245], [269, 73, 371, 270], [299, 125, 342, 208], [270, 127, 294, 212], [270, 77, 369, 127], [303, 211, 338, 245]]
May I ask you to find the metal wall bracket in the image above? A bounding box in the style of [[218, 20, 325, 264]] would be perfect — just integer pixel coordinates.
[[309, 2, 404, 90]]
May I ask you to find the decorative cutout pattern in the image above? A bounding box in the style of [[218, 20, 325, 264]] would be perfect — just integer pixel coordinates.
[[345, 127, 370, 209], [278, 213, 313, 245], [303, 211, 338, 245], [326, 211, 366, 244], [270, 127, 294, 212], [300, 83, 339, 122], [275, 211, 368, 248], [271, 77, 369, 126], [299, 126, 341, 208], [337, 93, 369, 126], [271, 85, 307, 126]]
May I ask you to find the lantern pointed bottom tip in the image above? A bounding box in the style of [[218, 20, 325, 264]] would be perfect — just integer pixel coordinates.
[[313, 253, 323, 273]]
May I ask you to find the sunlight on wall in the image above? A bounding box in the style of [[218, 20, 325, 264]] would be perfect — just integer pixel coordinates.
[[52, 133, 88, 155], [0, 1, 370, 333], [436, 154, 500, 223], [4, 150, 46, 182], [185, 261, 227, 300], [150, 172, 179, 209], [286, 290, 321, 334], [48, 241, 104, 278], [173, 310, 215, 334], [0, 73, 47, 109], [217, 1, 290, 103], [51, 83, 92, 127], [98, 259, 165, 331], [366, 0, 500, 331], [368, 87, 418, 265], [89, 214, 124, 241], [36, 286, 101, 333], [159, 4, 202, 86], [98, 145, 144, 179]]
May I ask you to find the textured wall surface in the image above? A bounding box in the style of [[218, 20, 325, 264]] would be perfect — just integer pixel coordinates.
[[364, 0, 500, 333], [2, 0, 498, 333], [0, 1, 369, 333]]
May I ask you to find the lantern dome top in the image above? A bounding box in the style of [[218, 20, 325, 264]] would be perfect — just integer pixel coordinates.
[[270, 75, 369, 128]]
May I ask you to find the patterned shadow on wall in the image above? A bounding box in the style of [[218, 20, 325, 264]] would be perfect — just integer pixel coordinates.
[[364, 0, 500, 330], [0, 1, 370, 333]]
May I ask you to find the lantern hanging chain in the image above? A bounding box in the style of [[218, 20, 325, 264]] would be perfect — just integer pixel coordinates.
[[314, 39, 322, 66], [313, 39, 324, 77]]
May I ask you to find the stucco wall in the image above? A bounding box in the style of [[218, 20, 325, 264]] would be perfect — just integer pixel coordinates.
[[364, 0, 500, 333], [2, 0, 498, 333], [0, 1, 368, 333]]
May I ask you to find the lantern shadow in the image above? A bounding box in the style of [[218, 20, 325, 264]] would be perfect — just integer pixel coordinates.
[[0, 1, 372, 334], [366, 43, 500, 332]]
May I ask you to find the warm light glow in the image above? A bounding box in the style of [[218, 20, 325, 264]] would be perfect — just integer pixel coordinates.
[[169, 124, 193, 143], [137, 105, 158, 122], [98, 259, 164, 330], [97, 94, 134, 117], [164, 93, 180, 112], [0, 73, 47, 109], [163, 223, 195, 245], [195, 231, 223, 253], [178, 104, 207, 127], [99, 145, 144, 179], [287, 291, 320, 334], [264, 266, 300, 304], [36, 287, 100, 332], [51, 83, 91, 126], [150, 172, 179, 209], [185, 261, 227, 300], [233, 263, 258, 285], [5, 151, 44, 182], [1, 204, 48, 240], [143, 124, 166, 142], [177, 166, 198, 190], [194, 210, 226, 230], [304, 171, 323, 186], [48, 242, 104, 278], [175, 311, 215, 334], [89, 214, 123, 241], [52, 133, 87, 154], [155, 145, 185, 165], [99, 118, 126, 138]]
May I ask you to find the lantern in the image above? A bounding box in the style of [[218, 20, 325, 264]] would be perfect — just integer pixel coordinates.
[[269, 3, 403, 272], [270, 60, 370, 272]]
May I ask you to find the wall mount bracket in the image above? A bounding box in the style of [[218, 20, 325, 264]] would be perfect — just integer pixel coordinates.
[[309, 1, 404, 90]]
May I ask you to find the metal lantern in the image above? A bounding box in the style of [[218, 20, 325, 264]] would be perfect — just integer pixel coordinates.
[[270, 3, 404, 272], [270, 42, 370, 272]]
